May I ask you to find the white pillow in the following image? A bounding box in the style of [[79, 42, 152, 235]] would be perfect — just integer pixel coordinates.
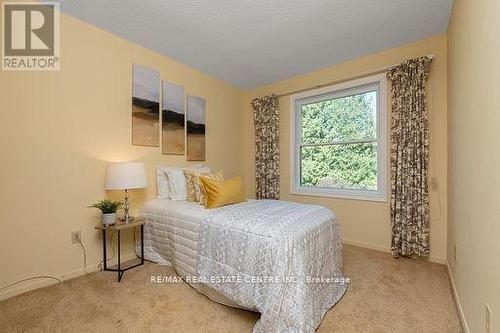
[[165, 164, 210, 201], [165, 167, 188, 200], [156, 166, 170, 199]]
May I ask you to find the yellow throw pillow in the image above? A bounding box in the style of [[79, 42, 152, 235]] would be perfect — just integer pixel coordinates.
[[184, 169, 224, 204], [197, 170, 223, 206], [199, 176, 246, 209]]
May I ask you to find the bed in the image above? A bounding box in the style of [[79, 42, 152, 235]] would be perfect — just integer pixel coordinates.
[[138, 198, 347, 332]]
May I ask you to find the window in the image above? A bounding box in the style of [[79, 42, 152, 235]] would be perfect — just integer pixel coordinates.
[[291, 74, 387, 201]]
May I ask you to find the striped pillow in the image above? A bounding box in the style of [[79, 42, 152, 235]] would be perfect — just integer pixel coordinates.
[[156, 166, 170, 199]]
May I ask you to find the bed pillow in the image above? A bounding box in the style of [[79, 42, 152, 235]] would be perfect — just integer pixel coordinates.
[[199, 176, 245, 209], [182, 165, 210, 200], [156, 166, 170, 199], [167, 164, 210, 200], [198, 170, 224, 205], [185, 170, 224, 204], [165, 167, 188, 200]]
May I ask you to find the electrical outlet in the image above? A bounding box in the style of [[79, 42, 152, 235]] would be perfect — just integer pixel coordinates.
[[486, 303, 491, 333], [454, 245, 459, 265], [71, 231, 81, 244]]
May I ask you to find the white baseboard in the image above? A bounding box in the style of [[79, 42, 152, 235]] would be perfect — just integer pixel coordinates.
[[446, 262, 470, 333], [0, 253, 138, 301], [342, 238, 446, 265], [343, 238, 391, 253]]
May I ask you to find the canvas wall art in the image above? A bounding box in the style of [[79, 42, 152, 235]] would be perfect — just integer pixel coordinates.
[[186, 95, 206, 161], [132, 64, 160, 146], [162, 81, 185, 155]]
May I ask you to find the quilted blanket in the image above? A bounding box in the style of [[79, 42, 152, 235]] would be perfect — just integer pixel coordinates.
[[197, 199, 348, 333]]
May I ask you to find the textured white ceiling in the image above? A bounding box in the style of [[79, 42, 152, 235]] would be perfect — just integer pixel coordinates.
[[59, 0, 453, 89]]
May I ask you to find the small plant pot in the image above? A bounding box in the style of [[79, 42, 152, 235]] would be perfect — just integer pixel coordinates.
[[101, 213, 117, 225]]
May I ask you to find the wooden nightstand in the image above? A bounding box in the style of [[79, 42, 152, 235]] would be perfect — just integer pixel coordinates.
[[95, 218, 145, 282]]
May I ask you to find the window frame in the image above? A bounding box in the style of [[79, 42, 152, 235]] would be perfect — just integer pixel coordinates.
[[290, 73, 388, 202]]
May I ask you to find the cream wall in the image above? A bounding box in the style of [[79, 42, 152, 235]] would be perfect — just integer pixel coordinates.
[[242, 34, 448, 263], [447, 0, 500, 332], [0, 4, 244, 298]]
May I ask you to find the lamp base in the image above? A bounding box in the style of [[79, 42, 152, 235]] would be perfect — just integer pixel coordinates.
[[123, 189, 132, 223], [120, 216, 135, 224]]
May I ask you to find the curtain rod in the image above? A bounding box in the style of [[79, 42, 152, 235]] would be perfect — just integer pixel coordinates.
[[275, 54, 435, 98]]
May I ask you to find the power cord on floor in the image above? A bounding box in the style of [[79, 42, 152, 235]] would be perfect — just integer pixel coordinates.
[[0, 276, 62, 291], [3, 229, 131, 292], [1, 231, 103, 292]]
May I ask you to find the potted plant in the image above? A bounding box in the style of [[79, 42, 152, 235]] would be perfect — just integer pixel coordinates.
[[88, 199, 123, 225]]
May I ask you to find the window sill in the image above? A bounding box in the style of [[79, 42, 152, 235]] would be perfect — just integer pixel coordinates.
[[290, 187, 387, 202]]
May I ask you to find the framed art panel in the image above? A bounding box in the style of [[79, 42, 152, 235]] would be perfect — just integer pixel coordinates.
[[186, 95, 206, 161], [132, 64, 160, 146], [162, 81, 185, 155]]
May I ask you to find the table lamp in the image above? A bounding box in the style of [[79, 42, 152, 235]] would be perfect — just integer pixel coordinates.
[[105, 161, 147, 223]]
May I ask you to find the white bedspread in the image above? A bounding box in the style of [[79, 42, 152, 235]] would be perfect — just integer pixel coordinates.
[[197, 199, 347, 333], [140, 199, 347, 332]]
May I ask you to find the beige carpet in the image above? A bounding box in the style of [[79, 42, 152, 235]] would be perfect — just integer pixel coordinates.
[[0, 245, 462, 332]]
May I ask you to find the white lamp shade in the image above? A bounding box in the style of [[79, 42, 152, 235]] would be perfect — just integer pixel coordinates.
[[105, 162, 147, 190]]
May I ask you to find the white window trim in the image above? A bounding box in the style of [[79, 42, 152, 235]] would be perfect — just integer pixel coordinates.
[[290, 73, 388, 202]]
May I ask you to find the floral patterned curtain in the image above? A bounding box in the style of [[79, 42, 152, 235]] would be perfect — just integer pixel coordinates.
[[252, 95, 280, 200], [387, 56, 433, 258]]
